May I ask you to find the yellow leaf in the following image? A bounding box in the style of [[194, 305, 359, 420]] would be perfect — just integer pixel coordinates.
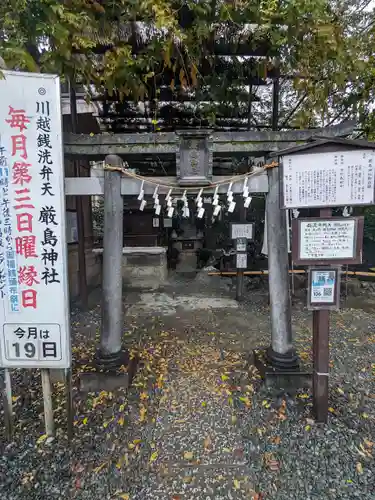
[[328, 407, 335, 413], [298, 393, 309, 399], [150, 451, 158, 463], [190, 63, 198, 87], [239, 397, 251, 407], [12, 396, 20, 403], [93, 462, 107, 474], [37, 434, 47, 444], [118, 416, 124, 426], [82, 417, 88, 425], [184, 451, 194, 460], [221, 374, 229, 381], [201, 402, 207, 407], [128, 443, 135, 450], [114, 492, 130, 500], [233, 479, 240, 490], [305, 425, 311, 431], [361, 412, 369, 419], [223, 447, 231, 453], [337, 387, 345, 395], [204, 436, 212, 450], [179, 68, 185, 86], [133, 439, 142, 445], [140, 392, 148, 401], [139, 405, 147, 422]]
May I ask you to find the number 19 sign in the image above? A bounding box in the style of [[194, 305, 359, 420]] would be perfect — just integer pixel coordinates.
[[0, 71, 70, 368]]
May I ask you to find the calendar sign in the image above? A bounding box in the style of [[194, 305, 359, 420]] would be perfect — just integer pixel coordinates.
[[0, 71, 70, 368], [281, 149, 375, 209], [2, 323, 62, 362], [307, 267, 340, 310]]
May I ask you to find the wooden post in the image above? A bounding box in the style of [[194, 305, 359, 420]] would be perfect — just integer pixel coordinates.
[[69, 81, 88, 310], [41, 369, 55, 437], [313, 208, 332, 423], [98, 155, 124, 364]]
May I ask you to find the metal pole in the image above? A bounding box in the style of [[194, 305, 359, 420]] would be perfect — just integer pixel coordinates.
[[69, 81, 88, 310], [41, 369, 55, 437], [98, 155, 124, 364], [1, 369, 13, 439], [65, 368, 73, 441], [236, 200, 246, 301]]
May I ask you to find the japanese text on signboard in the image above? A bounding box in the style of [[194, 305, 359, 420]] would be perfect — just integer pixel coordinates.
[[0, 71, 70, 368], [283, 150, 375, 208]]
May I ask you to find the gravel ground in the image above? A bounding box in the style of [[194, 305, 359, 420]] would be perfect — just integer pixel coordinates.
[[0, 283, 374, 500]]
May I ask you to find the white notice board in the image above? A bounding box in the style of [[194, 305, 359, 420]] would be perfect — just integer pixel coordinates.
[[230, 223, 254, 240], [0, 71, 70, 368], [299, 219, 355, 261], [282, 149, 375, 208]]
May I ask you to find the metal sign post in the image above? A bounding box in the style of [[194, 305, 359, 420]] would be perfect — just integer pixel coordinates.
[[275, 139, 374, 422], [292, 209, 365, 422], [235, 238, 247, 301], [230, 224, 254, 302], [0, 71, 71, 438]]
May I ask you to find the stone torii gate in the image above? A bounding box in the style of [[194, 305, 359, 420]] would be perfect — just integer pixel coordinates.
[[63, 121, 355, 371]]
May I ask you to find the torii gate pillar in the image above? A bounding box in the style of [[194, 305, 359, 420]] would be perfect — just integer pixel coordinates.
[[265, 164, 298, 369]]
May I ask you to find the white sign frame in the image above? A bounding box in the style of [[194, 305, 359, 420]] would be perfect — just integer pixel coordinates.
[[236, 253, 247, 269], [230, 223, 254, 240], [292, 216, 364, 266], [307, 267, 341, 311], [281, 149, 375, 209], [0, 71, 71, 368]]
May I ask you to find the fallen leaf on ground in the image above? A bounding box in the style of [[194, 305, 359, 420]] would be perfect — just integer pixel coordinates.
[[233, 479, 240, 489], [364, 439, 374, 448], [139, 405, 147, 422], [356, 463, 363, 474], [37, 434, 48, 444], [93, 462, 108, 474], [204, 436, 212, 450], [184, 451, 194, 460], [149, 451, 158, 463]]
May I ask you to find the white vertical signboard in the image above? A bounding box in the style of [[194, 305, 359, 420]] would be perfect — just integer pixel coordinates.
[[0, 71, 70, 368]]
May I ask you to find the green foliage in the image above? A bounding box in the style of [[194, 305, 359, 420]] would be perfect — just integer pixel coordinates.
[[0, 0, 374, 131]]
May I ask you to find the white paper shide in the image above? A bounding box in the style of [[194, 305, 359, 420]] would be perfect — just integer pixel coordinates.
[[0, 71, 70, 368]]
